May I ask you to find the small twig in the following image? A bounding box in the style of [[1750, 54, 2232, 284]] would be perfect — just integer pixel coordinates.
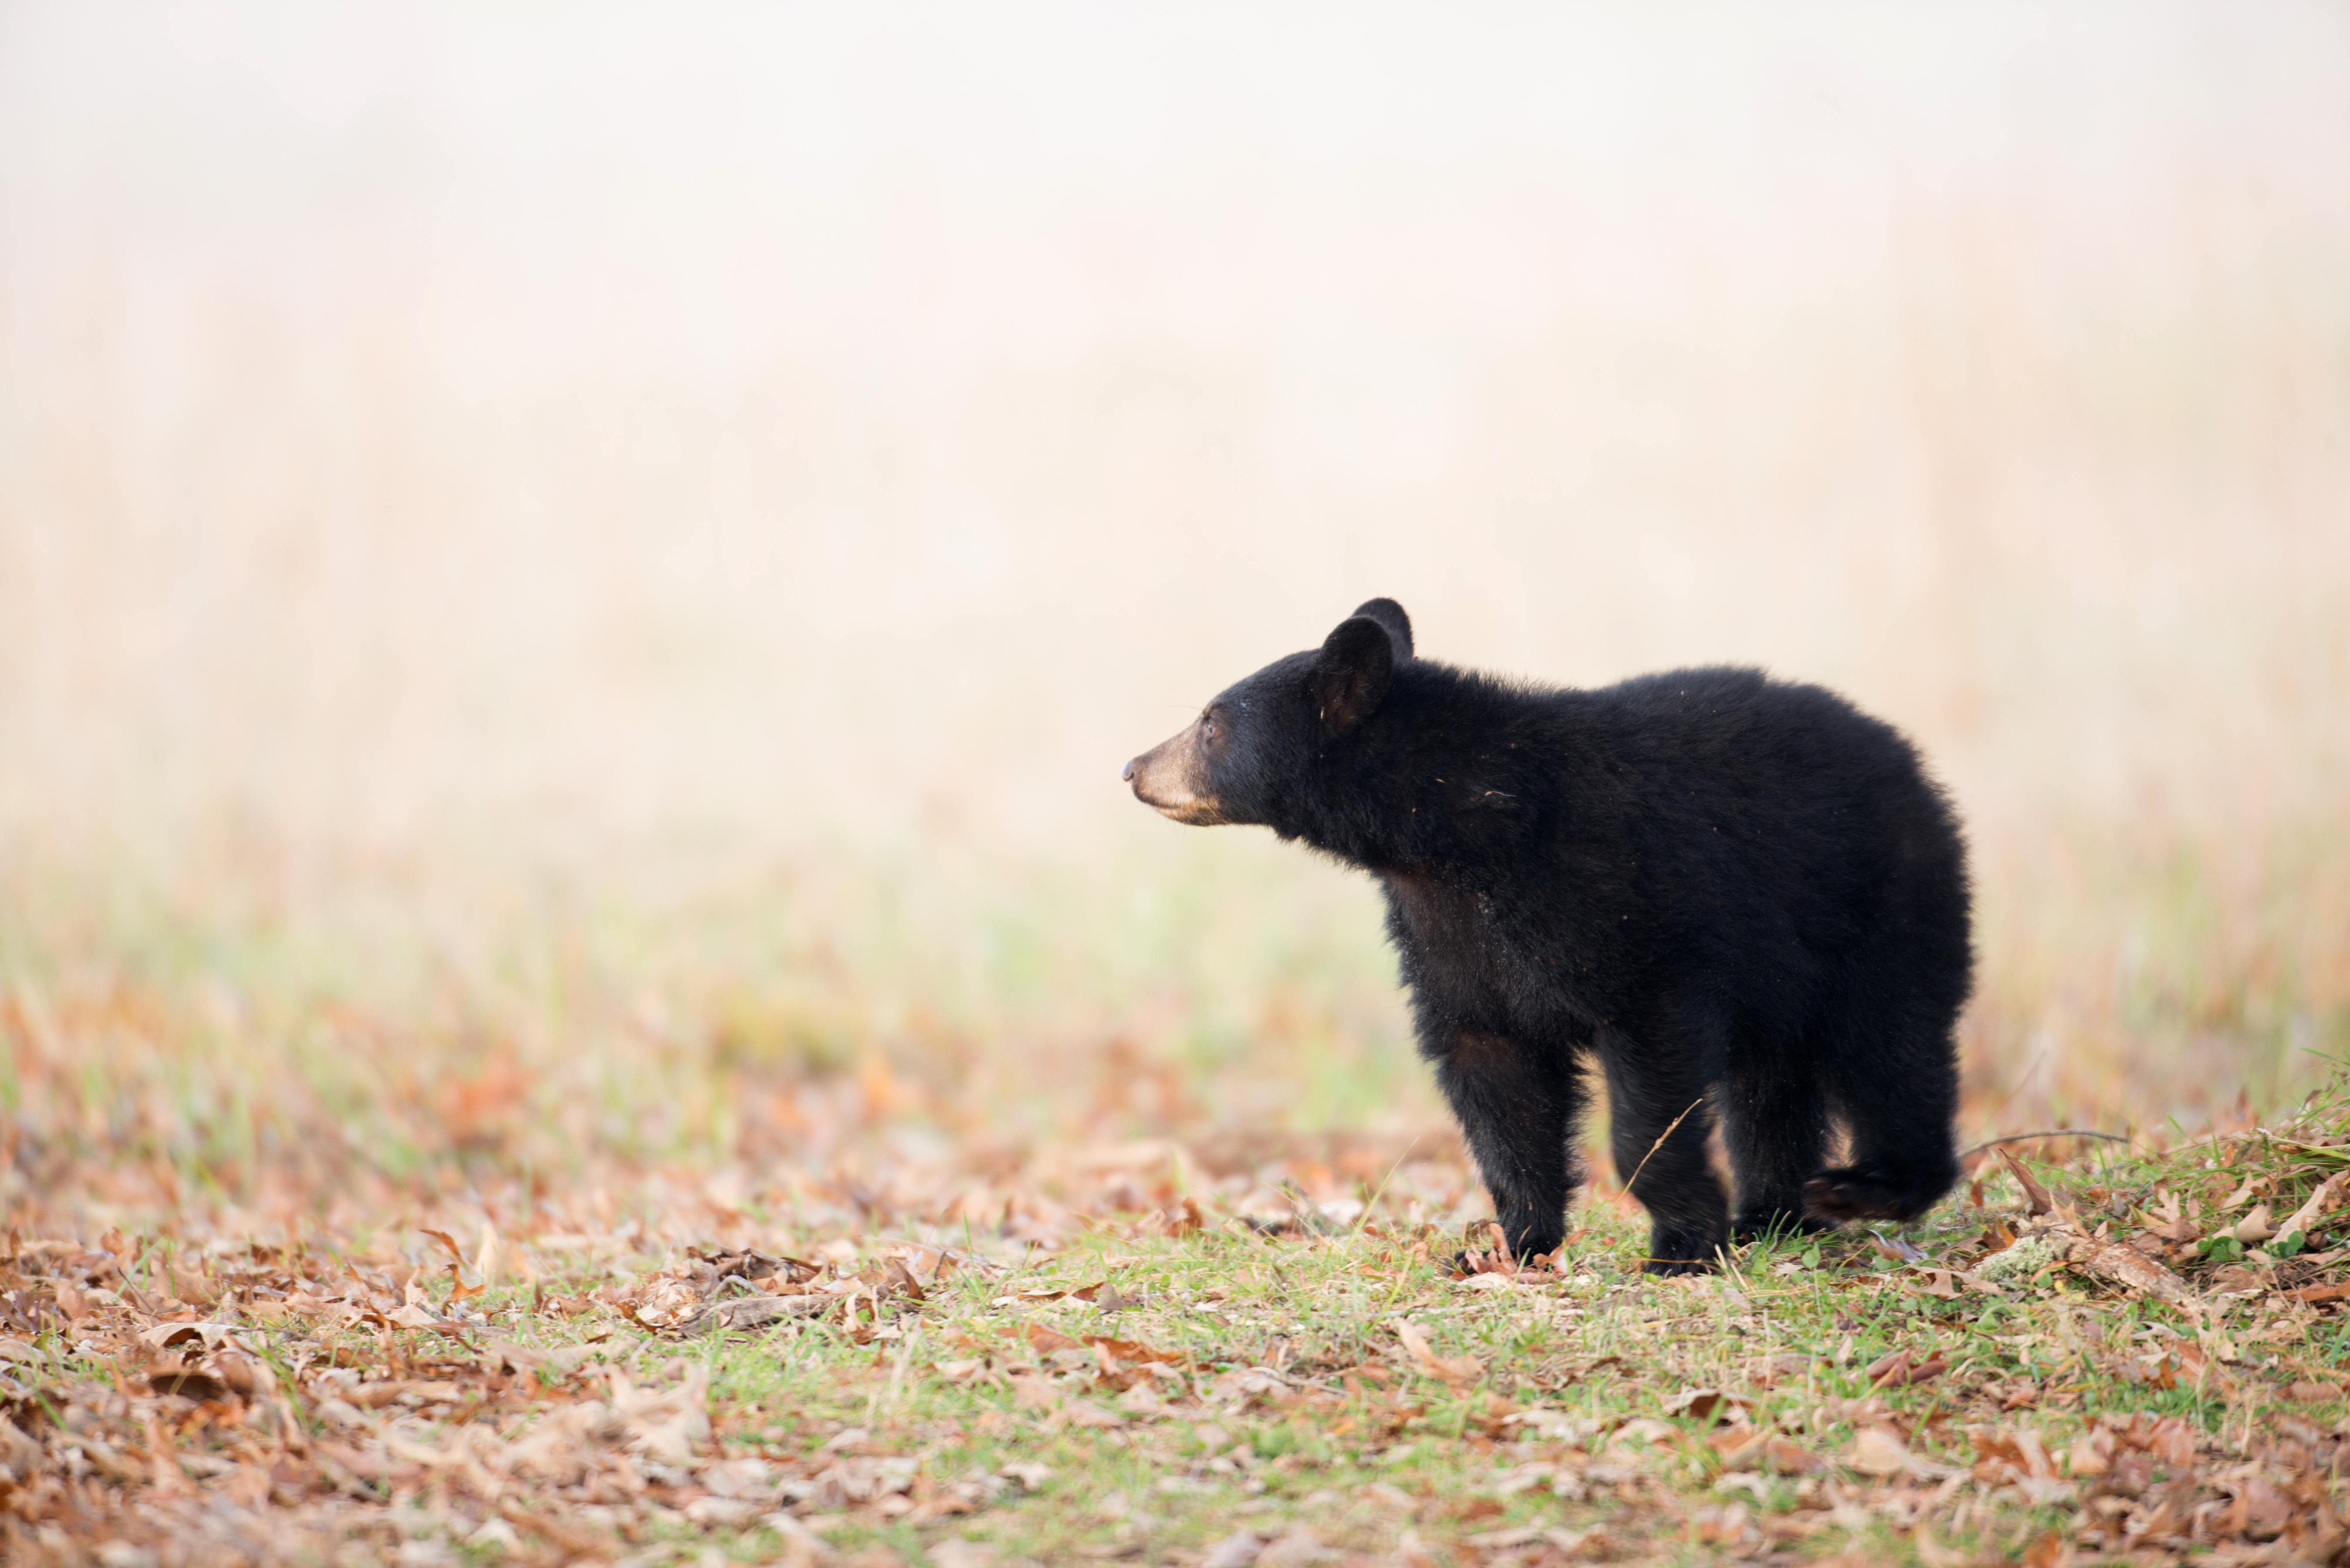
[[1961, 1129, 2129, 1157], [1625, 1097, 1706, 1193], [2159, 1125, 2333, 1157]]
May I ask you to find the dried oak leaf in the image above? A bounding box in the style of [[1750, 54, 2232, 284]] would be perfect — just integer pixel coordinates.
[[1660, 1387, 1754, 1425], [2015, 1218, 2201, 1310], [2279, 1170, 2347, 1246], [1395, 1321, 1483, 1384], [2019, 1527, 2070, 1568], [608, 1363, 709, 1466], [1864, 1349, 1949, 1389], [2000, 1151, 2055, 1217], [678, 1295, 834, 1336], [1043, 1399, 1124, 1431], [1849, 1427, 1958, 1481]]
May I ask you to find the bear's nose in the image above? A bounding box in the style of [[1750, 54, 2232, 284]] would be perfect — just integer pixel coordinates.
[[1121, 758, 1138, 782]]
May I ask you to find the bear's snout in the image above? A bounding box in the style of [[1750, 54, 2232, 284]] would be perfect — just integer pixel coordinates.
[[1124, 729, 1231, 825]]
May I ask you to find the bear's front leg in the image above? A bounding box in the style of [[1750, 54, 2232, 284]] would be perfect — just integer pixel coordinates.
[[1430, 1027, 1586, 1260]]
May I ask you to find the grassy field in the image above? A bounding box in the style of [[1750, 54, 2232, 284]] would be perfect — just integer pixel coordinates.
[[3, 851, 2349, 1567]]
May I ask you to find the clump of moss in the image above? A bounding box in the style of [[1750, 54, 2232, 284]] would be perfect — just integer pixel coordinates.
[[1976, 1233, 2059, 1283]]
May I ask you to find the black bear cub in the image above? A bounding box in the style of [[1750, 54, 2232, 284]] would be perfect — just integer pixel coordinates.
[[1124, 600, 1970, 1273]]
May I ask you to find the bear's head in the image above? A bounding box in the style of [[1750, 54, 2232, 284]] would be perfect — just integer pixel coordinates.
[[1122, 598, 1413, 831]]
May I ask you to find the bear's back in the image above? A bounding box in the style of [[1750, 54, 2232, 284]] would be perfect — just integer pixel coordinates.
[[1583, 666, 1935, 823], [1545, 665, 1964, 965]]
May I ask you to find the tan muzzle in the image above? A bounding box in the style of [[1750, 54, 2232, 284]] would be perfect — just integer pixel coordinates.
[[1122, 725, 1231, 825]]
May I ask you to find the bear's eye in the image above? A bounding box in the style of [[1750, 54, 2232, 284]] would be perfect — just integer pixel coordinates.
[[1200, 716, 1216, 742]]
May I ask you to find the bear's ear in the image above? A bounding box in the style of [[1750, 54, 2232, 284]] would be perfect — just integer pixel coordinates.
[[1349, 598, 1413, 660], [1311, 615, 1396, 736]]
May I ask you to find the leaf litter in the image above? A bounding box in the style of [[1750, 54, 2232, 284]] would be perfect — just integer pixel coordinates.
[[3, 1056, 2349, 1565]]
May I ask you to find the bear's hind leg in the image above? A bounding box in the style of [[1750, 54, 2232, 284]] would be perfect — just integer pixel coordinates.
[[1599, 1035, 1729, 1274], [1722, 1055, 1833, 1242], [1805, 848, 1969, 1227], [1432, 1028, 1585, 1260], [1805, 1020, 1961, 1226]]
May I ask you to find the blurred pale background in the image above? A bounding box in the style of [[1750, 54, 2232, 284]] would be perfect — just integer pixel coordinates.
[[3, 3, 2347, 1200]]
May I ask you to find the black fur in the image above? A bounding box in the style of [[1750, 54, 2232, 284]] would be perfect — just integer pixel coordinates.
[[1125, 599, 1971, 1274]]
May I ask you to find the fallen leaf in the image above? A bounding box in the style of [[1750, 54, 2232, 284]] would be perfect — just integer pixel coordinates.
[[1395, 1321, 1483, 1383], [418, 1229, 467, 1268], [485, 1337, 597, 1374], [2041, 1225, 2201, 1310], [1083, 1334, 1184, 1365], [2001, 1150, 2055, 1216], [1913, 1524, 1971, 1568], [1201, 1530, 1267, 1568], [1850, 1426, 1958, 1480], [1013, 1281, 1105, 1304], [2149, 1415, 2198, 1469], [1008, 1374, 1060, 1411], [608, 1363, 709, 1465], [2279, 1171, 2348, 1246], [138, 1322, 237, 1351], [930, 1542, 999, 1568], [2020, 1529, 2070, 1568], [2225, 1473, 2296, 1538], [1146, 1197, 1206, 1236], [1849, 1426, 1914, 1477], [496, 1504, 607, 1558], [679, 1294, 834, 1335], [1463, 1526, 1548, 1551], [342, 1379, 463, 1408], [1026, 1322, 1084, 1355], [1706, 1426, 1769, 1469], [1045, 1398, 1125, 1430], [1660, 1387, 1754, 1425], [1864, 1350, 1948, 1389], [145, 1368, 231, 1402]]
